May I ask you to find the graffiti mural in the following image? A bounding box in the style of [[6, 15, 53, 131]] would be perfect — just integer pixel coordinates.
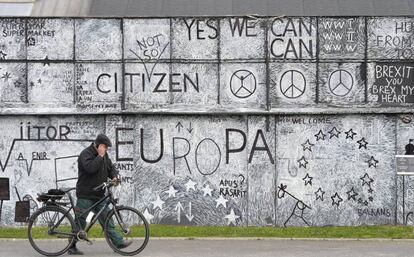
[[0, 17, 414, 227], [0, 17, 414, 113], [105, 115, 275, 226], [0, 116, 101, 225], [0, 114, 411, 227], [276, 115, 396, 226]]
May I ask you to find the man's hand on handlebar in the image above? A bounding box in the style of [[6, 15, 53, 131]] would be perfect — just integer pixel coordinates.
[[92, 176, 121, 191], [111, 175, 122, 186]]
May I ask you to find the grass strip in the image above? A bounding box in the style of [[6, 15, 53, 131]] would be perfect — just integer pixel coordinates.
[[1, 225, 413, 239], [149, 225, 414, 239]]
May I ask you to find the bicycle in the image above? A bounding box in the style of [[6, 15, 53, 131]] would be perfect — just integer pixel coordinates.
[[27, 179, 150, 256]]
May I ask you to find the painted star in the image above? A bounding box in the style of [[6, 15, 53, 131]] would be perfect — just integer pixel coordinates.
[[165, 185, 178, 198], [314, 130, 326, 141], [368, 196, 374, 202], [297, 156, 308, 168], [0, 50, 6, 60], [331, 192, 343, 207], [358, 198, 363, 204], [202, 184, 213, 197], [301, 139, 314, 152], [368, 188, 374, 194], [302, 173, 313, 186], [151, 194, 165, 210], [1, 72, 11, 82], [27, 37, 35, 46], [364, 200, 368, 206], [215, 195, 228, 208], [143, 208, 154, 224], [328, 127, 341, 138], [360, 173, 374, 187], [357, 138, 368, 149], [37, 78, 42, 84], [346, 187, 358, 201], [368, 156, 379, 168], [315, 188, 325, 201], [185, 179, 197, 192], [345, 129, 357, 140], [43, 56, 50, 66], [225, 208, 240, 226]]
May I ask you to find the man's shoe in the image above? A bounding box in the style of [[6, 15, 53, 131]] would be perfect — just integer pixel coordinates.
[[67, 246, 84, 255], [118, 240, 133, 249]]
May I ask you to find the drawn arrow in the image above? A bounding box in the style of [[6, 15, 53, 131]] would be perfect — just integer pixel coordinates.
[[0, 138, 93, 174], [185, 202, 194, 222], [175, 202, 184, 223], [259, 79, 276, 87], [16, 156, 51, 177], [175, 122, 183, 133], [187, 122, 193, 134]]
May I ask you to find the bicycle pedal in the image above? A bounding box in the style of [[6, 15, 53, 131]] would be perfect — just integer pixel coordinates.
[[85, 238, 93, 245]]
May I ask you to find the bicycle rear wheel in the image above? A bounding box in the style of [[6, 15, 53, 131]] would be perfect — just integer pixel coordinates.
[[28, 205, 76, 256], [104, 206, 150, 256]]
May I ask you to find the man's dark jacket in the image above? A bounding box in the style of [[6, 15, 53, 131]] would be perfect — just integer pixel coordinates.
[[76, 143, 118, 200]]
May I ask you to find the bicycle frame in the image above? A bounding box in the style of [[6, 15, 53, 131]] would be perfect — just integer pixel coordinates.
[[48, 186, 123, 239], [74, 194, 112, 232]]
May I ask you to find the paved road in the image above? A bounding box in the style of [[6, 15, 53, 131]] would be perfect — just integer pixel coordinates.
[[2, 238, 414, 257]]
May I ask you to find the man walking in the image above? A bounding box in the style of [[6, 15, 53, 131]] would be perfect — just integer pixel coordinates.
[[68, 134, 131, 255]]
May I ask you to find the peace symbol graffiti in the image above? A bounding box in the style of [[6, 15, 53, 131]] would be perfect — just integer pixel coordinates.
[[280, 70, 306, 99], [328, 69, 353, 96]]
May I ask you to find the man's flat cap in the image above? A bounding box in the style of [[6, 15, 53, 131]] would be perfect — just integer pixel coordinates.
[[95, 134, 112, 147]]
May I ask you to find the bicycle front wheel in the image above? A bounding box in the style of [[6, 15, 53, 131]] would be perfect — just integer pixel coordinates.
[[28, 205, 76, 256], [104, 206, 150, 256]]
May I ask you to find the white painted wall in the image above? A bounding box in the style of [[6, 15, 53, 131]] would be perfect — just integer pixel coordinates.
[[0, 17, 413, 227]]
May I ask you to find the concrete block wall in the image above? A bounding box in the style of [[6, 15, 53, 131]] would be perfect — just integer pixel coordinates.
[[0, 16, 413, 227]]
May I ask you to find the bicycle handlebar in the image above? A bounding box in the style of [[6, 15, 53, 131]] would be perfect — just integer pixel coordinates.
[[92, 183, 105, 191], [92, 179, 120, 191]]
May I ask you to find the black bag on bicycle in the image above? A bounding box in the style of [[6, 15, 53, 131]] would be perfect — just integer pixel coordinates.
[[37, 189, 65, 202]]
